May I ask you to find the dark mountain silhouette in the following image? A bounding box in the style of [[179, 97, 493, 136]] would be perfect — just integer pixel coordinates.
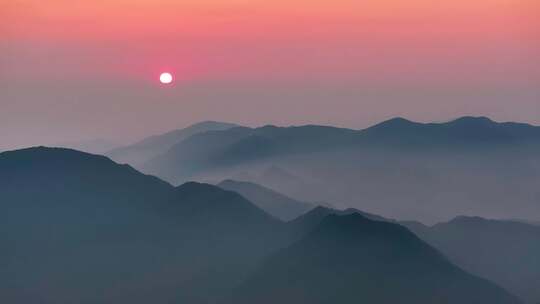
[[2, 147, 523, 304], [107, 121, 238, 166], [140, 116, 540, 223], [141, 124, 359, 182], [287, 206, 392, 240], [404, 216, 540, 304], [359, 116, 540, 149], [506, 219, 540, 226], [0, 147, 282, 304], [144, 117, 540, 180], [218, 179, 314, 221], [226, 213, 521, 304]]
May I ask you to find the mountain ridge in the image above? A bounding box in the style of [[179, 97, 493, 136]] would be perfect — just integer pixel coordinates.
[[404, 215, 540, 303], [226, 213, 521, 304], [139, 116, 540, 223], [218, 179, 314, 221], [107, 121, 239, 166]]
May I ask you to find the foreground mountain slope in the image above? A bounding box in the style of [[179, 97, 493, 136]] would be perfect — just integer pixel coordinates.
[[227, 214, 521, 304], [405, 216, 540, 303], [107, 121, 238, 166], [0, 147, 525, 304], [0, 147, 283, 304], [218, 179, 314, 221]]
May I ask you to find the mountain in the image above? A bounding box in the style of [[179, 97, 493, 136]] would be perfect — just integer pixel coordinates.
[[404, 216, 540, 304], [360, 116, 540, 147], [141, 124, 359, 182], [506, 219, 540, 226], [143, 117, 540, 180], [107, 121, 238, 166], [140, 117, 540, 223], [2, 147, 526, 303], [226, 213, 520, 304], [287, 206, 392, 240], [217, 179, 314, 221], [0, 147, 281, 304]]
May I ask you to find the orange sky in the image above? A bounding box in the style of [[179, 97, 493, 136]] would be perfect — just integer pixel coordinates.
[[1, 0, 539, 149]]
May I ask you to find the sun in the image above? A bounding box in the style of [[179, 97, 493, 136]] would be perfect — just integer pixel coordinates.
[[159, 72, 173, 84]]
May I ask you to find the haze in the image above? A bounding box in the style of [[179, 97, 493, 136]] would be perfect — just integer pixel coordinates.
[[1, 0, 539, 150]]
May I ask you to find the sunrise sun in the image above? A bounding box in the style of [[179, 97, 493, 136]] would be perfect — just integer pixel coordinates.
[[159, 72, 173, 84]]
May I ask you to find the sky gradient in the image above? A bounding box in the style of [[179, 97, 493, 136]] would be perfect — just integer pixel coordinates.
[[1, 0, 539, 150]]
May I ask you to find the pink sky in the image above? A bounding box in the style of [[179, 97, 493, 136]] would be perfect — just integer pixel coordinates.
[[1, 0, 539, 149]]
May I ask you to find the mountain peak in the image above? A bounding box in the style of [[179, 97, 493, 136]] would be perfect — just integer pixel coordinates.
[[449, 116, 496, 126], [177, 181, 223, 192], [1, 146, 112, 164], [450, 215, 486, 222], [317, 213, 378, 232], [364, 117, 423, 134], [228, 212, 521, 304], [374, 117, 417, 127], [387, 116, 414, 123], [188, 120, 239, 129]]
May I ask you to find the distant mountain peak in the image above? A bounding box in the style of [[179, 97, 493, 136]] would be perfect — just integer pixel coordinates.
[[386, 116, 415, 124], [107, 121, 240, 166], [374, 116, 418, 127], [451, 215, 486, 222], [364, 117, 423, 133], [449, 116, 496, 126], [445, 215, 505, 226], [370, 116, 501, 131], [193, 120, 238, 126]]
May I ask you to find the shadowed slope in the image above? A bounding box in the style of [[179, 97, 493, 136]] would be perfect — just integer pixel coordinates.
[[405, 216, 540, 303], [218, 179, 313, 221], [227, 214, 521, 304], [0, 147, 282, 304]]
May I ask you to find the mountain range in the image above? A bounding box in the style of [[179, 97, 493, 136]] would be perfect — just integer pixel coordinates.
[[227, 213, 520, 304], [404, 216, 540, 304], [107, 121, 238, 166], [0, 147, 279, 303], [0, 147, 523, 303], [120, 116, 540, 223], [291, 205, 540, 304]]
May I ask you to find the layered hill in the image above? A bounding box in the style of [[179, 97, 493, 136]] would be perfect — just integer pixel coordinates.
[[0, 147, 281, 304], [218, 179, 314, 221], [107, 121, 238, 166], [226, 213, 520, 304], [140, 117, 540, 223], [404, 216, 540, 303], [1, 147, 524, 304]]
